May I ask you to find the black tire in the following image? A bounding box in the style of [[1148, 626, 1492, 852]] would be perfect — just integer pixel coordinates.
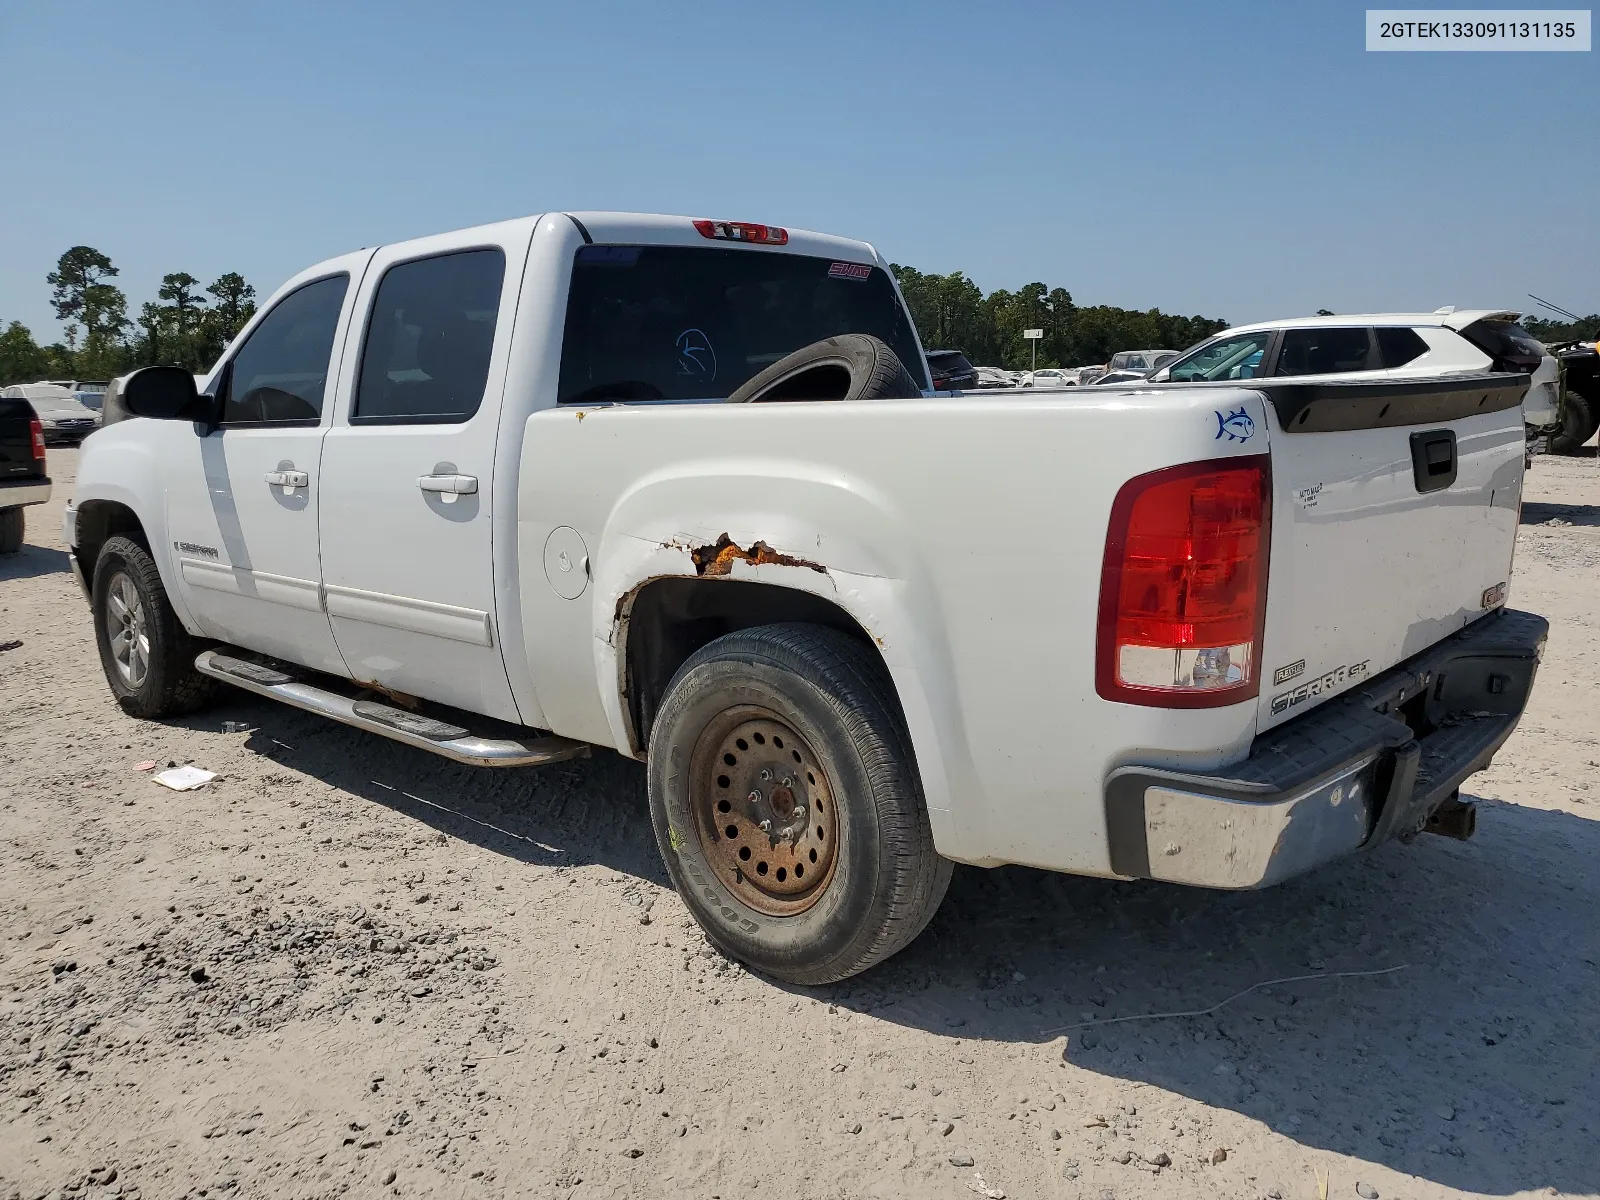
[[0, 507, 21, 555], [724, 335, 921, 404], [647, 623, 951, 984], [1550, 388, 1598, 455], [91, 534, 215, 718]]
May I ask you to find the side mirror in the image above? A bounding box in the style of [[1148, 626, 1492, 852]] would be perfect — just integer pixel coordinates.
[[121, 365, 211, 421], [1150, 366, 1171, 382]]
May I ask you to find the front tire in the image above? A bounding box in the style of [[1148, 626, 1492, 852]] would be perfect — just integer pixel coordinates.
[[0, 507, 22, 555], [647, 623, 951, 984], [91, 535, 215, 718]]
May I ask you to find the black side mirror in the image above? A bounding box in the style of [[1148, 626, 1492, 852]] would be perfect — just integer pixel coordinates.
[[121, 366, 210, 421]]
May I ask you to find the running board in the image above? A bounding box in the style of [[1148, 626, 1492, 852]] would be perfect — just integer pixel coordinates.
[[194, 650, 590, 769]]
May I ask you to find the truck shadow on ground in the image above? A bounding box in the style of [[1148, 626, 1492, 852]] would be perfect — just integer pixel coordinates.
[[1520, 500, 1600, 528], [193, 692, 1596, 1197], [0, 543, 72, 582], [848, 801, 1600, 1197]]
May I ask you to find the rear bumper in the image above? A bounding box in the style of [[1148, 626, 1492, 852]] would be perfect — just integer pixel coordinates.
[[1104, 608, 1548, 889], [0, 477, 51, 508]]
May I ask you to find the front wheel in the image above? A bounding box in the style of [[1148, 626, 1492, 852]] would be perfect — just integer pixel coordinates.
[[647, 623, 951, 984], [91, 535, 215, 718]]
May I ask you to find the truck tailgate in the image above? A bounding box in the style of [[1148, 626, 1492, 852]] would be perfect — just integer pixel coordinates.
[[1255, 374, 1528, 730], [0, 399, 41, 481]]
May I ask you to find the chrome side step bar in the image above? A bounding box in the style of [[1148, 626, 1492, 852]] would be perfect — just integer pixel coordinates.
[[194, 650, 591, 769]]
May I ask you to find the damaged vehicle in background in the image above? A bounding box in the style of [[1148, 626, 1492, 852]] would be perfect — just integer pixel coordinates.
[[1150, 309, 1561, 461], [64, 211, 1548, 984]]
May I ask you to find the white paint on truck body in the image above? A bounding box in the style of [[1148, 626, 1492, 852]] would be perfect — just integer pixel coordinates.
[[66, 210, 1528, 880]]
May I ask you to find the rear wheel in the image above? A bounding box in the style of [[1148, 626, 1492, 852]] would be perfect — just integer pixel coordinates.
[[0, 507, 22, 555], [1550, 389, 1598, 455], [91, 535, 215, 718], [647, 623, 951, 984]]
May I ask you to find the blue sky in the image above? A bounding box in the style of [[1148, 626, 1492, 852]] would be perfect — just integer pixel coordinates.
[[2, 0, 1596, 340]]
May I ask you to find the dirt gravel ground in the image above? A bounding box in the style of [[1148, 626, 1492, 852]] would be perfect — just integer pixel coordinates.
[[2, 446, 1598, 1200]]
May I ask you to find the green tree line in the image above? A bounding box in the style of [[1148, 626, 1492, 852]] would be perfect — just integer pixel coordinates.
[[0, 246, 257, 386], [890, 265, 1229, 369], [1525, 314, 1600, 345]]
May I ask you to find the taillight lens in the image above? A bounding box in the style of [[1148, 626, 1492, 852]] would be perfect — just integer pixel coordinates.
[[693, 218, 788, 246], [29, 417, 46, 462], [1097, 456, 1271, 707]]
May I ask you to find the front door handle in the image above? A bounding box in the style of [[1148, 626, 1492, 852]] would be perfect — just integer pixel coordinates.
[[418, 474, 478, 495], [265, 470, 309, 488]]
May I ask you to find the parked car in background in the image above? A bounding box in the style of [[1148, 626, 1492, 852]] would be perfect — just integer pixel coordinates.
[[1024, 368, 1077, 388], [0, 394, 50, 554], [925, 349, 979, 391], [973, 367, 1016, 389], [1092, 369, 1150, 386], [0, 383, 100, 444], [1108, 349, 1177, 373], [1149, 310, 1561, 456], [1076, 365, 1108, 385], [71, 381, 109, 410]]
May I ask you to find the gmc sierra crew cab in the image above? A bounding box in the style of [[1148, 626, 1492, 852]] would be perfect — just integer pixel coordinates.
[[65, 211, 1547, 983]]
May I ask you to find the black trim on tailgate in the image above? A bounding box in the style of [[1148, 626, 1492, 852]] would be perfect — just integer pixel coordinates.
[[1253, 373, 1528, 433]]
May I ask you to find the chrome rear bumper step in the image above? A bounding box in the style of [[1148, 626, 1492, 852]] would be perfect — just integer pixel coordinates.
[[195, 650, 590, 769]]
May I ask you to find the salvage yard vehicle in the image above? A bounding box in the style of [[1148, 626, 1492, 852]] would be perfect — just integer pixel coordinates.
[[1150, 310, 1562, 460], [1548, 338, 1599, 454], [64, 211, 1548, 983], [0, 382, 100, 444], [0, 395, 51, 554]]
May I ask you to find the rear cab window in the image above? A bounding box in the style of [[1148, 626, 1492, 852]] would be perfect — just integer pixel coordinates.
[[557, 245, 926, 403]]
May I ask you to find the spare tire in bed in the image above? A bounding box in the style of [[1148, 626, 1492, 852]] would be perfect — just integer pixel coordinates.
[[724, 334, 922, 404]]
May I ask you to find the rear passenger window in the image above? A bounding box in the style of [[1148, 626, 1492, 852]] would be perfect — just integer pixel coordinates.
[[353, 249, 506, 424], [1274, 327, 1374, 376], [1376, 326, 1429, 368], [221, 275, 348, 425]]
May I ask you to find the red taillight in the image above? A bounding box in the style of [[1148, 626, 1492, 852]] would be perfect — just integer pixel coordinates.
[[29, 417, 46, 462], [693, 218, 788, 246], [1096, 456, 1271, 708]]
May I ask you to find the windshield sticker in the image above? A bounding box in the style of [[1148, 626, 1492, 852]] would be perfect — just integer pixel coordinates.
[[828, 262, 872, 281], [675, 328, 717, 382], [1214, 406, 1255, 442]]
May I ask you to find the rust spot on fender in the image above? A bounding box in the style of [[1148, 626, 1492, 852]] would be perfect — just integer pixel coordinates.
[[689, 534, 828, 578]]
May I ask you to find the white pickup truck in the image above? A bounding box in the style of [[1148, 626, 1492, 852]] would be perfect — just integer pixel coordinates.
[[67, 211, 1547, 983]]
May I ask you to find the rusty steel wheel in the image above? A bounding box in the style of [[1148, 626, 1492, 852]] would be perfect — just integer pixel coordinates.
[[648, 624, 952, 984], [689, 709, 840, 916]]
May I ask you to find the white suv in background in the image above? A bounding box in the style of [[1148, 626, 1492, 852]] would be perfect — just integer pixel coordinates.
[[1150, 309, 1561, 449]]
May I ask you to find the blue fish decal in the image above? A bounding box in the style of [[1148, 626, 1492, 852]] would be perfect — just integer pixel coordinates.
[[1215, 407, 1255, 442]]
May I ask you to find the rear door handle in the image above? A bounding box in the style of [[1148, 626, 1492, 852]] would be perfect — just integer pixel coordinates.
[[265, 470, 309, 488], [418, 474, 478, 495]]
